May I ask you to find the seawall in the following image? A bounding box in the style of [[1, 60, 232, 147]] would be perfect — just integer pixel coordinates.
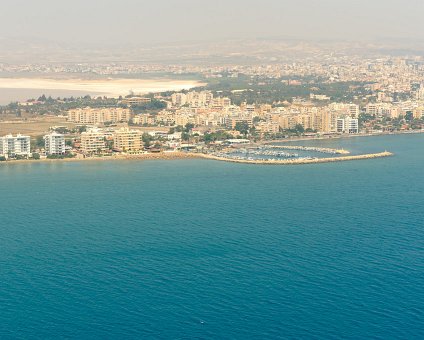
[[197, 151, 393, 165]]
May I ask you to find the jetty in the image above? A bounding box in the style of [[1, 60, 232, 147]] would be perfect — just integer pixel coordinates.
[[197, 151, 393, 165], [265, 145, 350, 154]]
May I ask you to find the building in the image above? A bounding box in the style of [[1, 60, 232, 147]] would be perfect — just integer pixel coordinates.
[[0, 134, 31, 157], [225, 116, 253, 129], [122, 97, 151, 106], [171, 93, 187, 106], [80, 129, 106, 154], [44, 133, 66, 155], [337, 117, 359, 133], [68, 107, 132, 124], [113, 128, 143, 152]]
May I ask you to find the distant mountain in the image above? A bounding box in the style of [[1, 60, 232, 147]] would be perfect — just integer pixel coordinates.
[[0, 37, 423, 64]]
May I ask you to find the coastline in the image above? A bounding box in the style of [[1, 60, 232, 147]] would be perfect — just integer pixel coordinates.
[[0, 152, 202, 165], [0, 77, 205, 104], [0, 150, 394, 166]]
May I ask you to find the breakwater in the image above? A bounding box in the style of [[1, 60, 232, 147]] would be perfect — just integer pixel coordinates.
[[198, 151, 393, 165], [265, 145, 350, 154]]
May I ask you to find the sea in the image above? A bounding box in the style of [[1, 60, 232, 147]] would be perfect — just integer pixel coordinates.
[[1, 134, 423, 339]]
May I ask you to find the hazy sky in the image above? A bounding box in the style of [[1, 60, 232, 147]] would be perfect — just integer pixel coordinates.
[[1, 0, 423, 45]]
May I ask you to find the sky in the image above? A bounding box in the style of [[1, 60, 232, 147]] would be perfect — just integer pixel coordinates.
[[0, 0, 423, 45]]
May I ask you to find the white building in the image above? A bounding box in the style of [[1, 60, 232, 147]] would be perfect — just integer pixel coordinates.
[[44, 133, 66, 155], [0, 134, 31, 157], [337, 117, 359, 134]]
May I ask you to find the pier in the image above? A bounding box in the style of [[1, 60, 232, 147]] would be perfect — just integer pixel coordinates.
[[265, 145, 350, 154], [197, 151, 393, 165]]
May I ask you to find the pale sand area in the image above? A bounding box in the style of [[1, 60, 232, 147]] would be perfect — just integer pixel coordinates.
[[0, 152, 201, 165], [0, 151, 393, 166], [0, 77, 204, 101]]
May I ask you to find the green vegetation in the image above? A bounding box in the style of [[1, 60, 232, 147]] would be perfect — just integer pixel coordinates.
[[46, 153, 75, 159], [202, 130, 233, 144], [35, 136, 45, 148], [131, 99, 167, 114], [192, 75, 373, 105], [235, 121, 249, 136], [0, 95, 123, 116], [142, 133, 154, 148]]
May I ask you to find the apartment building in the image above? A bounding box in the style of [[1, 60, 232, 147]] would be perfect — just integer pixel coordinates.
[[113, 128, 143, 152], [336, 117, 359, 133], [44, 133, 66, 155], [68, 107, 132, 124], [0, 134, 31, 157], [80, 129, 106, 154]]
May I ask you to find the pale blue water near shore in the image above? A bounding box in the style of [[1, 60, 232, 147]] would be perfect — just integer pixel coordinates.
[[1, 134, 423, 339]]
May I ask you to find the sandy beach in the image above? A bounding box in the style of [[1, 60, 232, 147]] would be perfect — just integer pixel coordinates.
[[0, 77, 204, 103], [0, 152, 202, 165]]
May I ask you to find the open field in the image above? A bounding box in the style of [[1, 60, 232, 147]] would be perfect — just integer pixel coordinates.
[[0, 116, 75, 136]]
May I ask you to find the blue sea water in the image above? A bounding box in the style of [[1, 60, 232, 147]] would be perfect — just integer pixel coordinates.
[[1, 134, 423, 339]]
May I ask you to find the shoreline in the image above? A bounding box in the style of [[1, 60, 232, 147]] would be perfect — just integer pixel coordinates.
[[0, 152, 202, 165], [0, 150, 394, 166], [0, 77, 204, 104]]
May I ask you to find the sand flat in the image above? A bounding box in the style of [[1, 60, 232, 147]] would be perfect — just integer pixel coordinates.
[[0, 77, 204, 99]]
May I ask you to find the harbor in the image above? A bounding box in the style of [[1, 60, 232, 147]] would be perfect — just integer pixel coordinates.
[[200, 147, 393, 165]]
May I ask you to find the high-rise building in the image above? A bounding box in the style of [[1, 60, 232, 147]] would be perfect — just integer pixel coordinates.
[[113, 128, 143, 152], [80, 129, 106, 154], [0, 134, 31, 157], [337, 117, 359, 133], [44, 133, 66, 155]]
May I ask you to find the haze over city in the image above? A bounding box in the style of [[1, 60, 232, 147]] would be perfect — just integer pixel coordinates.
[[1, 0, 424, 46]]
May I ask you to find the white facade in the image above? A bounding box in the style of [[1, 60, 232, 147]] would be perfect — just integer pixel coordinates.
[[337, 117, 359, 134], [44, 133, 66, 155], [0, 134, 31, 157]]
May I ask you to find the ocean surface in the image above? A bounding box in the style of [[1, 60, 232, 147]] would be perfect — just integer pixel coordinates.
[[1, 134, 423, 339]]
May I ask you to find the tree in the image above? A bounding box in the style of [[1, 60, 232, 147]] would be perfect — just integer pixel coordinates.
[[405, 111, 414, 122], [77, 126, 87, 133], [235, 121, 249, 135], [142, 133, 153, 148], [181, 132, 190, 141], [35, 136, 45, 148], [184, 123, 194, 132], [294, 124, 305, 134]]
